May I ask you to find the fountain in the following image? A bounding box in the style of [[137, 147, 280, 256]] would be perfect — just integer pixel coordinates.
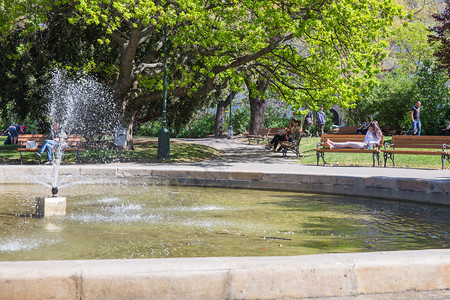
[[31, 68, 120, 217]]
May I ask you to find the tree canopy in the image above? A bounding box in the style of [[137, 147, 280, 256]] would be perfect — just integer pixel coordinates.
[[1, 0, 403, 140], [429, 0, 450, 76]]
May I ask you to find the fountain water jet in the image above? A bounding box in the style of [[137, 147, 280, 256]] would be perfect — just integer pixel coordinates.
[[34, 68, 120, 216]]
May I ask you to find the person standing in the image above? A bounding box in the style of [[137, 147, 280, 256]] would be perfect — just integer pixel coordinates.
[[303, 107, 314, 137], [7, 124, 19, 144], [315, 107, 326, 137], [406, 101, 421, 136]]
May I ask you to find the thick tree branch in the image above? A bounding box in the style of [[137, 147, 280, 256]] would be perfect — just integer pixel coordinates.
[[114, 25, 142, 97]]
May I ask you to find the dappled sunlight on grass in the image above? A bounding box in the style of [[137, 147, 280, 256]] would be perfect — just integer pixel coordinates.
[[123, 141, 222, 163], [0, 136, 221, 164]]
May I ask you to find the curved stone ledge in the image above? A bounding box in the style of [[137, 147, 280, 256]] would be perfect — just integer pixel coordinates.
[[0, 165, 448, 205], [0, 250, 449, 299]]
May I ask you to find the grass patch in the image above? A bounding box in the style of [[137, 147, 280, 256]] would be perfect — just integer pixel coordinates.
[[0, 136, 222, 165], [298, 136, 448, 170]]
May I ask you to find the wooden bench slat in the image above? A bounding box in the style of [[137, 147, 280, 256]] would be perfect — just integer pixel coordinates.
[[382, 135, 449, 169], [247, 127, 285, 145], [387, 144, 444, 149], [382, 150, 446, 155], [336, 126, 359, 135], [388, 136, 450, 141], [390, 140, 450, 145], [314, 148, 381, 153], [314, 134, 383, 167]]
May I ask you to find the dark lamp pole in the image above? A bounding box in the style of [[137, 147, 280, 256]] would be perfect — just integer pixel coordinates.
[[157, 23, 170, 160]]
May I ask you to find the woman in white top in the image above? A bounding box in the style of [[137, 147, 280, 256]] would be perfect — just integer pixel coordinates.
[[325, 121, 382, 149]]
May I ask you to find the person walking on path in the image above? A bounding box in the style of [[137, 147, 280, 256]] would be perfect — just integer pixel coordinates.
[[315, 107, 326, 137], [303, 107, 314, 137], [406, 101, 421, 136]]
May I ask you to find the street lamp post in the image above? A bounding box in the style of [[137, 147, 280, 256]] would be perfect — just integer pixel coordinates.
[[157, 23, 170, 160], [227, 92, 233, 139]]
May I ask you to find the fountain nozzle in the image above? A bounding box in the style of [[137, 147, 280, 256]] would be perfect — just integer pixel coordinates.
[[51, 186, 58, 197]]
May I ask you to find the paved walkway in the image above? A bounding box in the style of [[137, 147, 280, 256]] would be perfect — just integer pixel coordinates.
[[172, 137, 450, 181]]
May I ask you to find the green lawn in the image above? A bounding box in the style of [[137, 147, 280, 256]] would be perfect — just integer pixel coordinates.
[[0, 136, 222, 164], [298, 136, 448, 170]]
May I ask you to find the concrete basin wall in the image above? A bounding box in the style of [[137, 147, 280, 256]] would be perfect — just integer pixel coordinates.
[[0, 164, 450, 205], [68, 165, 448, 205], [2, 165, 448, 205], [1, 250, 449, 299]]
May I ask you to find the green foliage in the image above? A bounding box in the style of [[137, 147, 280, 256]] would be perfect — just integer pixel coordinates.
[[136, 113, 216, 138], [0, 4, 120, 133], [384, 0, 442, 74], [226, 102, 251, 134], [134, 121, 160, 137], [136, 96, 295, 137], [263, 98, 291, 128], [348, 60, 450, 134], [175, 113, 216, 138], [354, 72, 415, 133], [1, 0, 403, 138], [414, 61, 450, 135], [428, 0, 450, 76]]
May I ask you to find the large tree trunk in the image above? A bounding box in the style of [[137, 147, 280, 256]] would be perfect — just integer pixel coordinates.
[[120, 104, 139, 150], [214, 92, 233, 138], [246, 76, 269, 135], [215, 101, 227, 138]]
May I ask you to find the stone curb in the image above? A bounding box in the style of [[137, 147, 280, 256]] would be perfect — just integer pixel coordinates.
[[1, 250, 449, 299], [1, 166, 448, 205]]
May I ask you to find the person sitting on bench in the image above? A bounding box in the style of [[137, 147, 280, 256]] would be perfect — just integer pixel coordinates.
[[355, 117, 371, 135], [325, 121, 382, 149], [267, 117, 301, 151], [35, 122, 67, 165]]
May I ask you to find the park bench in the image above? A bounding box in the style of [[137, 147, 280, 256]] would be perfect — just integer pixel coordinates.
[[246, 127, 285, 145], [267, 127, 286, 138], [336, 126, 359, 135], [382, 135, 450, 169], [279, 134, 302, 158], [17, 134, 83, 164], [314, 134, 384, 167], [246, 128, 271, 144]]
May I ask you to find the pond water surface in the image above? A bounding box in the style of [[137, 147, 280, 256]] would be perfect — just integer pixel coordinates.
[[0, 183, 448, 261]]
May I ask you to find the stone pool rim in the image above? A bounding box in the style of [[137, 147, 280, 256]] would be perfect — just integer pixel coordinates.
[[2, 164, 448, 206]]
